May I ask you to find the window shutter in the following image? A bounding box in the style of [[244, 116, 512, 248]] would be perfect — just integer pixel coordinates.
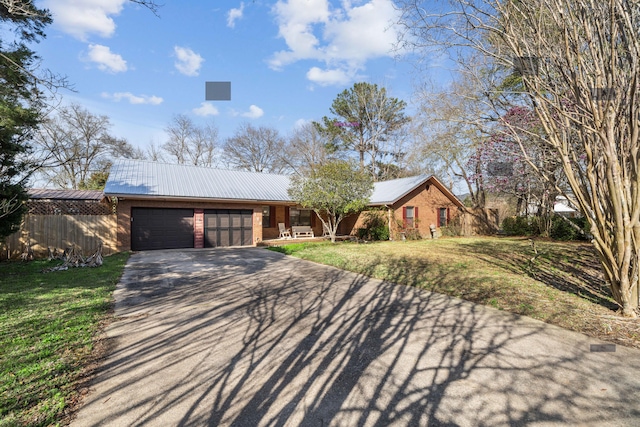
[[270, 206, 276, 228], [437, 208, 441, 227], [414, 206, 419, 220], [446, 207, 450, 224], [285, 206, 290, 228], [402, 206, 407, 228]]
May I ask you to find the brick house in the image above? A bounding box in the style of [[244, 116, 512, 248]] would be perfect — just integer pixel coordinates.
[[104, 159, 464, 251], [338, 175, 464, 239]]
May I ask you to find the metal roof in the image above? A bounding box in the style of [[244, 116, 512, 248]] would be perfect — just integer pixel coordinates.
[[369, 175, 433, 205], [104, 160, 461, 207], [105, 159, 293, 202], [28, 188, 105, 201]]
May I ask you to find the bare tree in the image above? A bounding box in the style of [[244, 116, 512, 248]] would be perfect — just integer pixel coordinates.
[[284, 122, 337, 175], [33, 104, 141, 189], [146, 141, 165, 162], [398, 0, 640, 316], [190, 122, 218, 167], [162, 114, 218, 167], [222, 123, 288, 174], [413, 71, 491, 210]]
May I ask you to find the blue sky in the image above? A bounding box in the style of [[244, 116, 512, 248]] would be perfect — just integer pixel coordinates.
[[34, 0, 447, 152]]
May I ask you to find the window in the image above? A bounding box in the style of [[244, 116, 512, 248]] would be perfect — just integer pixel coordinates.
[[403, 206, 418, 228], [262, 206, 271, 228], [439, 208, 448, 227], [290, 208, 311, 226], [405, 206, 414, 228]]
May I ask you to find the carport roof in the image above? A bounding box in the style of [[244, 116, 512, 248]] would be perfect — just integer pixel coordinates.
[[105, 159, 292, 202], [28, 188, 105, 201]]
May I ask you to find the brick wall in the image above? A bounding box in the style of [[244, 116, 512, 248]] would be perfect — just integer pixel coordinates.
[[346, 179, 463, 239]]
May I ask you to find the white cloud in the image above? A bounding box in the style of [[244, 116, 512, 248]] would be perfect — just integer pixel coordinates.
[[324, 0, 401, 63], [102, 92, 163, 105], [86, 44, 127, 73], [193, 102, 220, 116], [306, 67, 351, 86], [294, 118, 309, 128], [269, 0, 402, 85], [227, 2, 245, 28], [44, 0, 126, 40], [242, 105, 264, 119], [174, 46, 204, 77], [269, 0, 330, 70]]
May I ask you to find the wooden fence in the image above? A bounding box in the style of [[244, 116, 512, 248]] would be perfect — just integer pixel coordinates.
[[457, 208, 501, 236], [2, 214, 117, 260]]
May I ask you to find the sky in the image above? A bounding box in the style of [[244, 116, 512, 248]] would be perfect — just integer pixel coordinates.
[[32, 0, 448, 153]]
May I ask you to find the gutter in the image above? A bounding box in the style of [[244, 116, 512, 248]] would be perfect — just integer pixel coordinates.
[[104, 193, 295, 205]]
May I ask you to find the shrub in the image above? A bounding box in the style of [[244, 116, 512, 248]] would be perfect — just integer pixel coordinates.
[[549, 216, 590, 241], [357, 211, 390, 241], [403, 228, 422, 240], [502, 215, 590, 240], [440, 215, 463, 237], [502, 216, 540, 236]]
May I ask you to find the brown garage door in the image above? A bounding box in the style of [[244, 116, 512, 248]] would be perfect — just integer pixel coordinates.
[[204, 209, 253, 247], [131, 208, 194, 251]]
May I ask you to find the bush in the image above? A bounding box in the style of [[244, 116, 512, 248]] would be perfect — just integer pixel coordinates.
[[356, 211, 390, 241], [440, 215, 463, 237], [403, 228, 422, 240], [502, 216, 540, 236], [549, 216, 590, 241], [502, 215, 590, 240]]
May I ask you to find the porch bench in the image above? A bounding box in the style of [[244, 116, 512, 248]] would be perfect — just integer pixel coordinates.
[[292, 226, 314, 239]]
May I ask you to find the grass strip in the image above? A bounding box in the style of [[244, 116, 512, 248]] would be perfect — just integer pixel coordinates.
[[0, 252, 129, 427]]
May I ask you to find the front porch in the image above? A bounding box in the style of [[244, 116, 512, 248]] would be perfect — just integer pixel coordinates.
[[258, 234, 353, 247]]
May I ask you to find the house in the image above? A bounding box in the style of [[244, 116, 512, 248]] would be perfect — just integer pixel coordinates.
[[338, 175, 465, 239], [104, 159, 465, 251], [554, 196, 581, 218]]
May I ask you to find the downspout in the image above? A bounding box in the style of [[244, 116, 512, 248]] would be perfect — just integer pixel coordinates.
[[387, 205, 392, 241]]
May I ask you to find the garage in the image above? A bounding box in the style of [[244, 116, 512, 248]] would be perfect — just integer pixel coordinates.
[[131, 208, 194, 251], [204, 209, 253, 247]]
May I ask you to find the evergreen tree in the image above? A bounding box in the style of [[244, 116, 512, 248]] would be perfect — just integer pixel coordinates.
[[0, 1, 51, 238]]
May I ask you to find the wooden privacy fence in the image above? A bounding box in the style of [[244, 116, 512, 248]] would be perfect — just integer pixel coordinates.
[[2, 214, 117, 260], [456, 208, 501, 236]]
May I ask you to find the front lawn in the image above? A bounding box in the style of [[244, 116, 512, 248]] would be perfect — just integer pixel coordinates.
[[269, 237, 640, 349], [0, 253, 129, 426]]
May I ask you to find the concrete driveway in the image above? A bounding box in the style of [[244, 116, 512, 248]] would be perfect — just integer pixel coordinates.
[[71, 248, 640, 426]]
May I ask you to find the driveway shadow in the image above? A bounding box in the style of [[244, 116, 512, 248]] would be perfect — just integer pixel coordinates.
[[72, 248, 640, 426]]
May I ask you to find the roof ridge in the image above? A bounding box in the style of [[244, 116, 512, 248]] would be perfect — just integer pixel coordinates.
[[115, 158, 292, 179]]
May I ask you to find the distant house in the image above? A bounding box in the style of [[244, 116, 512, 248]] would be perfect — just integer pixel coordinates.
[[104, 159, 465, 251], [554, 196, 581, 218]]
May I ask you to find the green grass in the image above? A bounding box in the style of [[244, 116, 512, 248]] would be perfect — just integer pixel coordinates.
[[0, 253, 129, 427], [268, 237, 640, 349]]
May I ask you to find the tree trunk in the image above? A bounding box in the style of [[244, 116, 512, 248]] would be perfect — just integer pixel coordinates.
[[591, 225, 639, 317]]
